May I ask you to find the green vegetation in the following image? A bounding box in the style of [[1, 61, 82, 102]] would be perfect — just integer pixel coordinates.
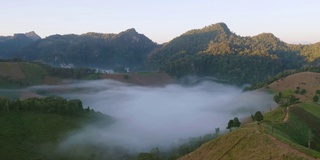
[[263, 104, 320, 157], [0, 97, 113, 160], [298, 103, 320, 118], [18, 29, 157, 71], [226, 117, 241, 132], [254, 111, 264, 122], [0, 61, 100, 88], [150, 23, 309, 85], [264, 107, 285, 123], [313, 95, 319, 102], [0, 32, 39, 58], [273, 90, 300, 107]]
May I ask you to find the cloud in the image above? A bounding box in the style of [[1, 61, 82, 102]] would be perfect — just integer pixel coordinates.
[[27, 79, 275, 153], [25, 80, 275, 155]]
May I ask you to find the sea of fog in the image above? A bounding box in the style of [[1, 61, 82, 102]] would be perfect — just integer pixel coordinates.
[[26, 79, 275, 152]]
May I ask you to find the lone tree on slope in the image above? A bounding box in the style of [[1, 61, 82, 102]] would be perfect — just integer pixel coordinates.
[[254, 111, 264, 123], [226, 119, 234, 132], [226, 117, 241, 132], [233, 117, 241, 128]]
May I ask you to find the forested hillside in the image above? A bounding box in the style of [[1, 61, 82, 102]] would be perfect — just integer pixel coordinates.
[[1, 23, 320, 84], [149, 23, 313, 84], [18, 29, 158, 70], [0, 31, 40, 58]]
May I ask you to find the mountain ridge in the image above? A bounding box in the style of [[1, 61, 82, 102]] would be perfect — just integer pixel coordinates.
[[0, 23, 320, 85]]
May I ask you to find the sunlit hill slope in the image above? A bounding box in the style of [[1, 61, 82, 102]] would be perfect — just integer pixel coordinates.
[[179, 71, 320, 160]]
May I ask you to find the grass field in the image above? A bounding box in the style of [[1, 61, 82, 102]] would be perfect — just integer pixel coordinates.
[[0, 62, 26, 80], [0, 62, 50, 88], [180, 103, 320, 160], [264, 105, 320, 157], [19, 62, 48, 85], [179, 122, 316, 160], [264, 106, 285, 123], [298, 102, 320, 118]]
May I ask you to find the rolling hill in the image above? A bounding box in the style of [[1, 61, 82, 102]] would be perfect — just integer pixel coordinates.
[[0, 61, 98, 89], [268, 71, 320, 102], [179, 123, 317, 160], [178, 71, 320, 160]]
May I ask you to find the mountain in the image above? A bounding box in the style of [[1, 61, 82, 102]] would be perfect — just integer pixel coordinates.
[[149, 23, 308, 84], [1, 23, 320, 84], [18, 29, 158, 71], [25, 31, 41, 41], [0, 31, 41, 58]]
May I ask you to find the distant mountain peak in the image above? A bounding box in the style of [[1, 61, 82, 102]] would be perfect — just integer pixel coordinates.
[[119, 28, 139, 37], [253, 32, 281, 43], [184, 22, 232, 36], [124, 28, 137, 33], [207, 22, 231, 35], [25, 31, 41, 41]]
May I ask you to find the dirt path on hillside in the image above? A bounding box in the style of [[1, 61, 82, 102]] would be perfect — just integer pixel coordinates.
[[284, 107, 290, 122], [267, 134, 318, 160]]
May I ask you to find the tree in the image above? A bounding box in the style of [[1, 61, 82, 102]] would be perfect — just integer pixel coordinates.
[[313, 95, 319, 103], [254, 111, 264, 123], [226, 119, 234, 132], [273, 92, 284, 104], [233, 117, 241, 127]]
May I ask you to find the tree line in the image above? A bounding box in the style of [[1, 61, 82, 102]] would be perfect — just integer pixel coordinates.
[[0, 96, 92, 116]]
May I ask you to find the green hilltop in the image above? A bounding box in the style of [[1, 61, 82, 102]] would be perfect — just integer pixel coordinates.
[[149, 23, 320, 85]]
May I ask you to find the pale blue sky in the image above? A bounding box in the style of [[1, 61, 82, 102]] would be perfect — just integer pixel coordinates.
[[1, 0, 319, 44]]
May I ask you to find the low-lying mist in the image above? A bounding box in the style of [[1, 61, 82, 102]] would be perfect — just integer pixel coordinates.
[[28, 79, 275, 153]]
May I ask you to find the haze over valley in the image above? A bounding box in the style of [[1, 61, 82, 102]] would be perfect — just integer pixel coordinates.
[[1, 1, 320, 159], [23, 78, 275, 152]]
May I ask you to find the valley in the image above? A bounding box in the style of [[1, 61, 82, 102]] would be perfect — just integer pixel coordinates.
[[1, 22, 320, 160]]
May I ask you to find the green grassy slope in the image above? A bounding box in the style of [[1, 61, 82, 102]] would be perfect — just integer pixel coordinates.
[[0, 62, 48, 88], [179, 123, 316, 160], [298, 102, 320, 118], [0, 61, 101, 89], [0, 111, 113, 160], [179, 103, 320, 160]]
